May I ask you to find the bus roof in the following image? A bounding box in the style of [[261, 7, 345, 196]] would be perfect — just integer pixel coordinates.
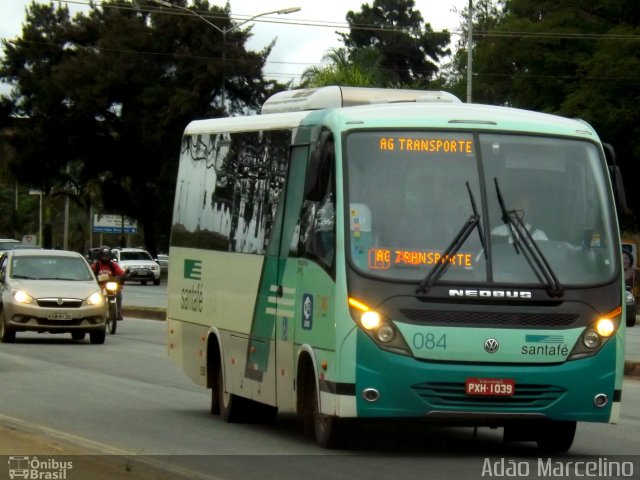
[[326, 101, 599, 140], [261, 86, 461, 114], [184, 87, 598, 142]]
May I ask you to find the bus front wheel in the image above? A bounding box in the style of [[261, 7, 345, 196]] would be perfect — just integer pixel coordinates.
[[536, 420, 576, 453], [504, 420, 576, 453], [306, 378, 350, 448]]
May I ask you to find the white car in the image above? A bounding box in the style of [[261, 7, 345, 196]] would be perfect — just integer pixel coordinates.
[[112, 248, 161, 285]]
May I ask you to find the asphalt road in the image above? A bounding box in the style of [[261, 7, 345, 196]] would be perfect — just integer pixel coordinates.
[[1, 319, 640, 480]]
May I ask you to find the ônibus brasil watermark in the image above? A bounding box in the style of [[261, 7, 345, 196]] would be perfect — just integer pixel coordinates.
[[482, 457, 635, 477], [8, 456, 73, 480]]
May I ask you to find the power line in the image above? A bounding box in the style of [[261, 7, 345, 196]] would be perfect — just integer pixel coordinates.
[[41, 0, 640, 41]]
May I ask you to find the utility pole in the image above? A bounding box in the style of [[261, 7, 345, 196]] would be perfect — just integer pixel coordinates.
[[466, 0, 473, 103]]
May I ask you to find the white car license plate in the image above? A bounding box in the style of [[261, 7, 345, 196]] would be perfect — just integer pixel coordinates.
[[47, 313, 72, 321]]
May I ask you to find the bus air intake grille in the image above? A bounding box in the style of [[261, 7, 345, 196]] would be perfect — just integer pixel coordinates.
[[411, 382, 566, 409], [399, 310, 579, 327]]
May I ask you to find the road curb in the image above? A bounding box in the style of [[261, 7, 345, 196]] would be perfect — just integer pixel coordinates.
[[122, 307, 166, 321], [624, 360, 640, 378]]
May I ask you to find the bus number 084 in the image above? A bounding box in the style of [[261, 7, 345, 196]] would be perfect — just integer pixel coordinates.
[[413, 333, 447, 350]]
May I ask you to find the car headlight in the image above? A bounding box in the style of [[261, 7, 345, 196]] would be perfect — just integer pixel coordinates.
[[86, 291, 105, 306], [151, 265, 159, 271], [12, 289, 34, 304], [625, 290, 635, 304]]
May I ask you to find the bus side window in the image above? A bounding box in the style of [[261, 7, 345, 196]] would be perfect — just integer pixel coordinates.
[[298, 132, 336, 272]]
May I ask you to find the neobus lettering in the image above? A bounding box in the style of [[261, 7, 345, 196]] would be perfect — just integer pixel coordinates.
[[449, 289, 532, 299]]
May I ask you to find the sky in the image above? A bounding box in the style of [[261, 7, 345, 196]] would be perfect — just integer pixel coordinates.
[[0, 0, 468, 87]]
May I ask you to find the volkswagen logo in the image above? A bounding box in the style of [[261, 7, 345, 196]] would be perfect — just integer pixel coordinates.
[[484, 338, 499, 353]]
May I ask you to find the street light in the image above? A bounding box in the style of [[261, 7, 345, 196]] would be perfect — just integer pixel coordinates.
[[28, 189, 43, 248], [151, 1, 300, 109]]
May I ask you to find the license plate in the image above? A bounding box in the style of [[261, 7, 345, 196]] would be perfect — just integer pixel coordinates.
[[47, 313, 72, 321], [465, 378, 515, 396]]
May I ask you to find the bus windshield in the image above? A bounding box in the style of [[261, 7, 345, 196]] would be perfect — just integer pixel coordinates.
[[345, 131, 616, 287]]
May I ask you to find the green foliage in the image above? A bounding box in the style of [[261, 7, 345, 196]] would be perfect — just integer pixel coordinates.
[[0, 0, 282, 252], [444, 0, 640, 230], [340, 0, 451, 86], [302, 0, 451, 88]]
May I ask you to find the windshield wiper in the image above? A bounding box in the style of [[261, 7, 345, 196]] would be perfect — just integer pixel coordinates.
[[416, 183, 486, 295], [493, 178, 564, 297]]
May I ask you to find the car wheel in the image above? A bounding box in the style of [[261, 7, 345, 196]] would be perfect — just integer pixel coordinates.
[[141, 281, 148, 286], [153, 279, 160, 286], [627, 309, 637, 328], [90, 328, 106, 344], [0, 307, 16, 343]]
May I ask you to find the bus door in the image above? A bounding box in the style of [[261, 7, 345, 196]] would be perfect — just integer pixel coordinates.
[[272, 144, 309, 410]]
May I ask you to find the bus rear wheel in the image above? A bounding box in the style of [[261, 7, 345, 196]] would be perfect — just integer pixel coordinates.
[[217, 363, 248, 423]]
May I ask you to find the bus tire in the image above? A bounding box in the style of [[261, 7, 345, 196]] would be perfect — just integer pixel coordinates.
[[536, 420, 576, 453], [307, 376, 349, 449], [217, 362, 248, 423]]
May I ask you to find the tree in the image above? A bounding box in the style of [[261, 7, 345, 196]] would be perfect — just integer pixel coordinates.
[[301, 47, 384, 87], [0, 0, 282, 252], [339, 0, 451, 87], [443, 0, 640, 228]]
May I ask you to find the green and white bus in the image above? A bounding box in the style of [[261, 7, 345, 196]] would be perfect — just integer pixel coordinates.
[[167, 86, 627, 451]]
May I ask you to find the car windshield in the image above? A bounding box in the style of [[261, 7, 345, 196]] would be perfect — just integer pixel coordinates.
[[11, 256, 93, 281], [345, 131, 616, 287], [120, 251, 153, 261]]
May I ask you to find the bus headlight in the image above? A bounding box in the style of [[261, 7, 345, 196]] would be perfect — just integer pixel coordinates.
[[595, 318, 615, 337], [361, 311, 381, 330], [377, 324, 395, 343], [582, 330, 600, 349], [569, 307, 621, 360], [348, 297, 410, 355]]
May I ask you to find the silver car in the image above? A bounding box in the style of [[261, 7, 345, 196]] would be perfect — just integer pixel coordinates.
[[0, 249, 108, 344]]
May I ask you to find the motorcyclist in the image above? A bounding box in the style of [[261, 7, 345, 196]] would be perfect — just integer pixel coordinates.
[[90, 246, 125, 320]]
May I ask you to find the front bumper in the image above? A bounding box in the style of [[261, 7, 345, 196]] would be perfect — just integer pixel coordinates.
[[354, 329, 618, 424], [5, 302, 107, 333], [126, 268, 160, 281]]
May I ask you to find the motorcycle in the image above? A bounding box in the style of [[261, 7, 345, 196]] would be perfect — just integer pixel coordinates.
[[97, 274, 123, 334]]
